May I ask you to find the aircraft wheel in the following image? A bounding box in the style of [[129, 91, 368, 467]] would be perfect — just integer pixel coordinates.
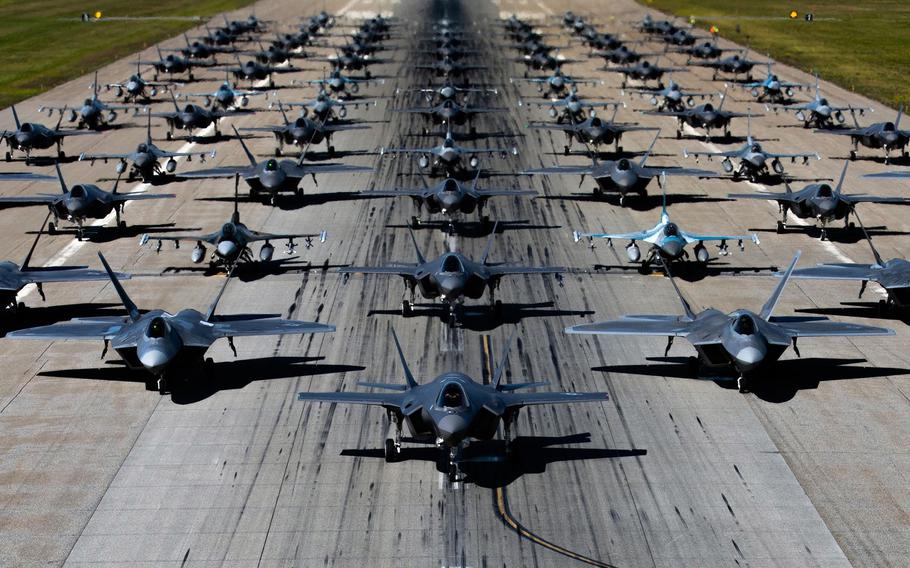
[[776, 221, 785, 234], [687, 356, 699, 374], [849, 222, 856, 229], [157, 377, 169, 395], [737, 376, 750, 394], [275, 147, 282, 156], [563, 145, 570, 155], [481, 215, 490, 228], [493, 299, 503, 317], [145, 379, 157, 391], [166, 132, 173, 141], [675, 130, 682, 140], [58, 150, 65, 159], [118, 221, 126, 229], [4, 152, 10, 162], [849, 150, 856, 160], [47, 222, 56, 234], [328, 145, 335, 157], [447, 312, 457, 328], [16, 301, 25, 311], [410, 216, 420, 229], [469, 126, 476, 136], [203, 357, 215, 377], [401, 300, 412, 317], [447, 462, 457, 482], [384, 439, 400, 462]]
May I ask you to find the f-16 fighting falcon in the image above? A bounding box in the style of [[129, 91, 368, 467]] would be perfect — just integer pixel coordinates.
[[566, 252, 894, 392], [683, 116, 820, 181], [767, 73, 872, 129], [169, 33, 238, 60], [8, 252, 334, 394], [79, 115, 215, 182], [0, 164, 174, 239], [105, 62, 175, 103], [0, 213, 127, 314], [600, 59, 685, 89], [38, 72, 142, 130], [240, 103, 367, 156], [740, 62, 807, 103], [297, 329, 608, 481], [519, 93, 622, 124], [218, 57, 303, 88], [510, 70, 603, 99], [148, 93, 247, 140], [573, 176, 758, 269], [140, 175, 327, 270], [729, 161, 910, 239], [364, 171, 536, 231], [593, 44, 660, 66], [529, 107, 658, 154], [180, 80, 267, 110], [625, 79, 712, 112], [817, 105, 910, 163], [394, 98, 506, 134], [140, 46, 215, 82], [522, 132, 717, 205], [669, 40, 742, 61], [644, 88, 756, 139], [279, 91, 375, 123], [338, 225, 564, 325], [1, 105, 96, 161], [379, 127, 518, 178], [692, 51, 767, 81], [178, 126, 370, 204], [400, 79, 498, 105], [299, 70, 383, 99]]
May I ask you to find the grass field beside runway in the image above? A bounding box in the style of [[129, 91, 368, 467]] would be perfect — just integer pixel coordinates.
[[0, 0, 252, 109], [641, 0, 910, 108]]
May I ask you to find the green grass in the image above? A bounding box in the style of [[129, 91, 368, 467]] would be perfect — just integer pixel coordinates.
[[0, 0, 253, 109], [639, 0, 910, 108]]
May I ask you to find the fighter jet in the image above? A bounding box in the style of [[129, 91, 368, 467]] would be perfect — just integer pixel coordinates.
[[785, 214, 910, 310], [278, 91, 374, 123], [140, 47, 214, 81], [219, 57, 303, 88], [364, 171, 536, 231], [169, 33, 238, 60], [415, 56, 485, 78], [522, 132, 718, 205], [240, 102, 367, 156], [518, 52, 584, 73], [0, 164, 174, 239], [519, 93, 622, 124], [177, 126, 371, 204], [105, 64, 174, 104], [394, 98, 506, 134], [140, 175, 326, 270], [0, 213, 122, 313], [624, 80, 712, 112], [637, 14, 678, 35], [180, 80, 266, 110], [670, 40, 741, 61], [817, 105, 910, 163], [510, 69, 602, 99], [683, 116, 820, 181], [593, 44, 660, 66], [38, 72, 142, 130], [8, 252, 334, 394], [601, 59, 685, 89], [148, 93, 246, 140], [693, 52, 766, 81], [740, 62, 807, 103], [242, 40, 310, 65], [314, 51, 384, 78], [573, 177, 758, 269], [338, 225, 564, 325], [530, 107, 658, 154], [566, 251, 894, 392], [400, 79, 498, 105], [297, 328, 608, 481], [644, 88, 755, 139], [767, 73, 872, 129], [1, 105, 95, 161], [299, 70, 382, 99], [379, 127, 518, 178], [728, 161, 910, 239]]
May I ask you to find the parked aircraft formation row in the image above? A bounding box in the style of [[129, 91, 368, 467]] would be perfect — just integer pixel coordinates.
[[0, 4, 907, 483]]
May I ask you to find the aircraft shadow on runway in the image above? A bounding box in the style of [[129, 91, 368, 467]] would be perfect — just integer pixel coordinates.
[[0, 302, 123, 337], [387, 219, 560, 237], [342, 432, 646, 488], [750, 224, 910, 243], [831, 154, 910, 166], [543, 150, 676, 160], [796, 303, 910, 325], [38, 356, 364, 405], [590, 262, 779, 282], [595, 356, 910, 403], [196, 191, 382, 211], [160, 259, 344, 282], [26, 224, 200, 244], [538, 192, 730, 211], [367, 301, 593, 331]]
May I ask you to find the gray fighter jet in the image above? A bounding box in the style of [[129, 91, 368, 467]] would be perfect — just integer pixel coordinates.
[[148, 93, 246, 140], [79, 114, 215, 182], [670, 40, 741, 61], [338, 225, 564, 325], [624, 79, 712, 112], [601, 59, 685, 89], [529, 107, 657, 154], [38, 72, 142, 130], [693, 52, 766, 81], [817, 105, 909, 163], [767, 73, 872, 129], [379, 126, 518, 178], [279, 91, 375, 123], [393, 99, 505, 134], [299, 70, 383, 99], [297, 328, 608, 481], [399, 79, 498, 105], [177, 126, 370, 204], [644, 88, 755, 139], [785, 214, 910, 310], [180, 80, 266, 110], [218, 57, 302, 88], [0, 213, 126, 313], [573, 176, 758, 268], [510, 70, 602, 99], [415, 56, 485, 78], [683, 115, 820, 181], [519, 93, 621, 125], [739, 62, 807, 104], [239, 103, 367, 156], [364, 171, 536, 230], [140, 175, 326, 269], [593, 45, 661, 66], [522, 132, 718, 205], [1, 105, 96, 161], [105, 62, 175, 103], [0, 164, 174, 239], [566, 252, 894, 392], [8, 252, 334, 394], [729, 161, 910, 239], [140, 46, 214, 81]]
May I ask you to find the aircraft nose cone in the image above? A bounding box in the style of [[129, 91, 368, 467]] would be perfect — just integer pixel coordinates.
[[66, 198, 86, 216], [438, 274, 465, 299], [436, 413, 469, 443], [661, 238, 684, 258], [884, 132, 900, 145], [768, 81, 780, 91], [260, 170, 286, 189], [217, 240, 239, 259], [817, 106, 831, 117], [734, 343, 767, 369], [126, 81, 139, 92], [439, 193, 461, 210], [749, 154, 766, 168], [817, 199, 837, 217], [138, 343, 178, 374]]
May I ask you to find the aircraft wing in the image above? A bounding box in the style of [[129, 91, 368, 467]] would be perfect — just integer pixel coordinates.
[[0, 194, 59, 207], [17, 267, 126, 285], [639, 165, 719, 178], [177, 166, 249, 179], [573, 227, 658, 242], [7, 320, 127, 341], [245, 229, 326, 243], [721, 111, 762, 119], [566, 315, 694, 336], [817, 127, 866, 136], [473, 188, 537, 197], [641, 110, 686, 118], [727, 191, 798, 203], [290, 163, 372, 176], [111, 192, 175, 203], [769, 318, 894, 338], [380, 146, 435, 155], [207, 318, 334, 338], [486, 265, 565, 276], [359, 188, 432, 198], [141, 231, 221, 246], [238, 126, 284, 133], [297, 390, 406, 408], [842, 194, 910, 205], [786, 263, 880, 281], [337, 265, 420, 277], [500, 391, 609, 408], [521, 165, 594, 176], [323, 123, 371, 132], [765, 151, 820, 161], [684, 148, 741, 159], [527, 122, 573, 131], [680, 229, 758, 245], [79, 151, 132, 161]]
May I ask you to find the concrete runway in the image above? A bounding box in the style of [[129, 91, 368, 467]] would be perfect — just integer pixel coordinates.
[[0, 0, 907, 566]]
